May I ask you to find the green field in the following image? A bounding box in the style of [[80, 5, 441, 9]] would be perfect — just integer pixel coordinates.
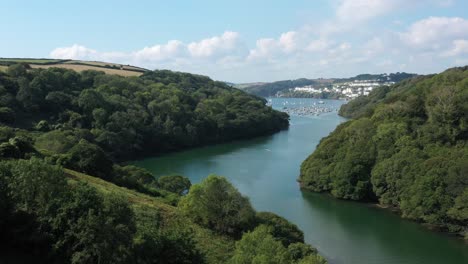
[[0, 58, 148, 77]]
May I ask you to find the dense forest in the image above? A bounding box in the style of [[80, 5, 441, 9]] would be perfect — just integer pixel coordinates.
[[300, 66, 468, 239], [0, 64, 288, 161], [0, 64, 327, 263]]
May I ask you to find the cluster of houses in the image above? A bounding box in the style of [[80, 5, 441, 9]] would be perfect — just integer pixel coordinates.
[[292, 79, 395, 99]]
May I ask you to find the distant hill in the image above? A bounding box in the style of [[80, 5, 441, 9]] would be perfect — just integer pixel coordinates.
[[232, 82, 268, 89], [240, 73, 417, 97], [241, 78, 320, 97], [0, 58, 148, 77]]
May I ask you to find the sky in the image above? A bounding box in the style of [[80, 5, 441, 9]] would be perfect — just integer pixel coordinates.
[[1, 0, 468, 83]]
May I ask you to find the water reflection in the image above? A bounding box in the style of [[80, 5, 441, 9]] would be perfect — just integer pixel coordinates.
[[132, 98, 468, 264]]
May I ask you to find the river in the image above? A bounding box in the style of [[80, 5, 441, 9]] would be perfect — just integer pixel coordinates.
[[131, 98, 468, 264]]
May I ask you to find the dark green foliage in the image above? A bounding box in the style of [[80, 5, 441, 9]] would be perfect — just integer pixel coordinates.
[[35, 130, 79, 154], [112, 165, 163, 197], [0, 107, 15, 123], [48, 184, 136, 264], [229, 225, 326, 264], [0, 67, 288, 160], [180, 175, 256, 237], [0, 66, 288, 195], [132, 213, 204, 264], [35, 120, 50, 131], [300, 66, 468, 237], [60, 139, 113, 179], [0, 65, 327, 262], [0, 158, 143, 264], [0, 134, 35, 159], [287, 243, 318, 262], [255, 212, 304, 246], [7, 63, 28, 78], [229, 225, 292, 264], [157, 175, 191, 195]]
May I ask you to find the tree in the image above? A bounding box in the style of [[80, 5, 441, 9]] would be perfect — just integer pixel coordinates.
[[47, 184, 136, 264], [132, 213, 204, 264], [300, 66, 468, 238], [297, 254, 327, 264], [0, 107, 15, 124], [78, 89, 106, 113], [287, 243, 319, 263], [0, 162, 12, 229], [229, 225, 292, 264], [61, 139, 113, 179], [179, 175, 256, 237], [157, 175, 191, 195], [256, 212, 304, 247], [7, 63, 28, 78], [35, 120, 50, 131], [6, 157, 66, 213]]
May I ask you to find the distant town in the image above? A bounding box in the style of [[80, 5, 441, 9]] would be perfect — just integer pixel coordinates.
[[237, 72, 417, 99], [288, 77, 396, 99]]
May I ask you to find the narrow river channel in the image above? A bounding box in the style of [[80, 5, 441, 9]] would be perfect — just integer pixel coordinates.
[[132, 98, 468, 264]]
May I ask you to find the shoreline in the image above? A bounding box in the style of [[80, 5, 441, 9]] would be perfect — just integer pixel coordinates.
[[298, 183, 468, 242]]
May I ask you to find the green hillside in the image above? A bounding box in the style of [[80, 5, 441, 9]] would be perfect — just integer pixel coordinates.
[[0, 58, 148, 77], [300, 66, 468, 239], [0, 63, 288, 160], [0, 62, 326, 263]]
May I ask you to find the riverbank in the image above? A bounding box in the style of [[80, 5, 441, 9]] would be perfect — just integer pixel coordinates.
[[299, 179, 468, 241], [132, 98, 468, 264]]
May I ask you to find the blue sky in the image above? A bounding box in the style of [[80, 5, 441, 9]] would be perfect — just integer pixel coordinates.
[[2, 0, 468, 82]]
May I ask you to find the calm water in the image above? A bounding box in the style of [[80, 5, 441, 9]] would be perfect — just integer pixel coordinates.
[[132, 98, 468, 264]]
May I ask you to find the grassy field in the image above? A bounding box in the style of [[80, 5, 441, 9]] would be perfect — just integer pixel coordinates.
[[0, 58, 148, 77], [65, 169, 234, 263], [64, 60, 146, 71], [30, 64, 144, 77]]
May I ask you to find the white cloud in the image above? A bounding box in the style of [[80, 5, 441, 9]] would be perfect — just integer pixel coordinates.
[[279, 31, 298, 53], [50, 31, 246, 70], [133, 40, 185, 62], [187, 31, 241, 58], [247, 38, 278, 61], [50, 44, 98, 60], [247, 31, 301, 60], [363, 37, 385, 56], [443, 40, 468, 56], [48, 2, 468, 83], [307, 39, 331, 52], [336, 0, 400, 23], [400, 17, 468, 50]]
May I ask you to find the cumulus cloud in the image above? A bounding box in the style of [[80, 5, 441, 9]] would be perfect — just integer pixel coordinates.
[[133, 40, 185, 62], [48, 1, 468, 82], [50, 31, 247, 68], [400, 17, 468, 50], [443, 40, 468, 57], [50, 44, 98, 60], [247, 31, 301, 61], [279, 31, 298, 53], [307, 39, 332, 52], [336, 0, 400, 23], [187, 31, 242, 58]]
